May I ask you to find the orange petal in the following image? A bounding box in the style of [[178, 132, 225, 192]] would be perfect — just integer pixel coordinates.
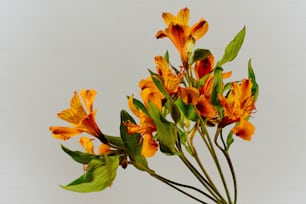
[[194, 54, 214, 79], [49, 126, 83, 140], [196, 95, 217, 119], [190, 18, 208, 40], [141, 134, 158, 157], [79, 136, 95, 154], [179, 87, 200, 105], [232, 119, 255, 141], [98, 143, 111, 155]]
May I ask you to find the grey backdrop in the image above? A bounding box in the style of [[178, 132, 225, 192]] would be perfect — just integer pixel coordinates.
[[1, 0, 305, 203]]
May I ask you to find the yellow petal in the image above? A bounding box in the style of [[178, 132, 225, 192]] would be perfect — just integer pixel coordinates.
[[179, 87, 200, 105], [49, 126, 83, 140], [57, 91, 87, 125], [80, 89, 97, 112], [177, 7, 189, 25], [79, 136, 95, 154]]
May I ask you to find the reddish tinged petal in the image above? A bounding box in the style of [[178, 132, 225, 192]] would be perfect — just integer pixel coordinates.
[[232, 119, 255, 141], [196, 95, 218, 119], [194, 54, 214, 79], [161, 12, 177, 26], [190, 18, 208, 40], [179, 87, 200, 105], [49, 126, 83, 140], [155, 30, 168, 39], [79, 112, 103, 138], [141, 133, 158, 157]]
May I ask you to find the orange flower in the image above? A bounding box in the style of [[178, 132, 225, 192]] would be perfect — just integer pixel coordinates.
[[156, 7, 208, 66], [218, 79, 256, 140], [125, 95, 158, 157], [155, 56, 182, 94], [50, 90, 106, 143]]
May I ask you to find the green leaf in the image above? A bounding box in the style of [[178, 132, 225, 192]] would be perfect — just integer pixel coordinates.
[[61, 145, 99, 164], [164, 50, 169, 62], [127, 96, 148, 115], [189, 48, 211, 65], [169, 101, 181, 124], [217, 26, 246, 66], [151, 75, 170, 99], [148, 102, 178, 154], [211, 67, 224, 113], [248, 59, 259, 102], [120, 110, 148, 169], [175, 98, 198, 121], [104, 135, 125, 149], [61, 156, 119, 192], [226, 131, 234, 150]]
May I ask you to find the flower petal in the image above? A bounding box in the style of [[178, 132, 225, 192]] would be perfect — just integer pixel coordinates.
[[190, 18, 208, 40], [141, 133, 158, 157], [49, 126, 83, 140], [80, 89, 97, 112], [79, 136, 95, 154], [232, 119, 255, 141], [57, 91, 87, 125]]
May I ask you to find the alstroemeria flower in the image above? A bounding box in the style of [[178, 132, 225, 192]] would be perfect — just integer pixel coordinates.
[[218, 79, 256, 140], [125, 95, 158, 157], [156, 7, 208, 66], [50, 89, 106, 143], [155, 56, 183, 95]]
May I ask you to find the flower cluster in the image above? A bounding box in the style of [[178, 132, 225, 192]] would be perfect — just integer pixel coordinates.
[[50, 7, 258, 204]]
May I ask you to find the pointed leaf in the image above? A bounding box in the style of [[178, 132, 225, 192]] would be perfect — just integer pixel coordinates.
[[248, 59, 259, 102], [148, 102, 177, 154], [120, 110, 148, 168], [189, 48, 211, 65], [62, 156, 119, 192], [217, 26, 246, 66], [175, 98, 198, 121], [226, 131, 234, 151], [61, 145, 99, 164], [104, 134, 125, 149], [211, 67, 223, 110]]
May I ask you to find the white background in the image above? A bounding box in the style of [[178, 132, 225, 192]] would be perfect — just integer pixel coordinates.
[[1, 0, 305, 203]]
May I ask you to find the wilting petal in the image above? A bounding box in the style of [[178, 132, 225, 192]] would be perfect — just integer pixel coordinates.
[[80, 136, 95, 154], [80, 89, 97, 112], [141, 133, 158, 157], [190, 18, 208, 40], [49, 126, 83, 140], [232, 119, 255, 141]]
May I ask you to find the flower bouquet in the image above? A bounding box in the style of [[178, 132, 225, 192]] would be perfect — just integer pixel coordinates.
[[50, 7, 258, 204]]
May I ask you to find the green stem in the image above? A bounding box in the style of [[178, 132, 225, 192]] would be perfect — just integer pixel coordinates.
[[178, 152, 225, 203], [131, 161, 212, 204], [215, 131, 237, 204], [189, 123, 226, 202], [200, 124, 232, 204]]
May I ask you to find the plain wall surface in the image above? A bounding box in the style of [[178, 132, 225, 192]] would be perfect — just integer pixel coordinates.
[[1, 0, 305, 203]]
